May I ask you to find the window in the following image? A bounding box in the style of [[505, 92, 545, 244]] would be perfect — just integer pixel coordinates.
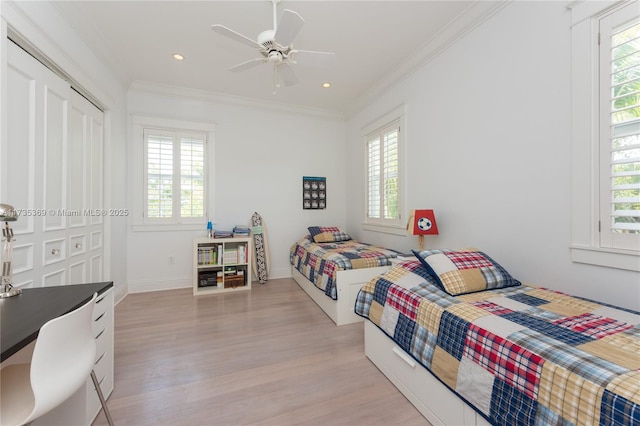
[[570, 1, 639, 271], [144, 128, 206, 222], [599, 7, 640, 250], [132, 116, 214, 230], [363, 105, 405, 234]]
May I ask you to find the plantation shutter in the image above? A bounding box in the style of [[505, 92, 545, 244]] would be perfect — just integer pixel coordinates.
[[367, 121, 400, 221], [144, 129, 206, 222], [368, 136, 381, 218], [599, 5, 640, 250], [180, 136, 205, 218], [383, 127, 399, 219], [145, 130, 174, 218]]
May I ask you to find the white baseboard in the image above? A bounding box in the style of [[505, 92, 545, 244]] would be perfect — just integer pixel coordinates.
[[128, 276, 191, 293], [128, 268, 293, 295]]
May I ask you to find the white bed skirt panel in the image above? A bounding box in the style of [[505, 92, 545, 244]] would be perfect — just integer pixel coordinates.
[[291, 266, 389, 326], [364, 321, 491, 426]]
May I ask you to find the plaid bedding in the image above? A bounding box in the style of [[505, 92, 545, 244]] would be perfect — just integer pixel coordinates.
[[289, 236, 399, 300], [355, 261, 640, 426]]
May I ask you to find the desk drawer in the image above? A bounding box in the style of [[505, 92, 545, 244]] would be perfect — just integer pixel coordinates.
[[95, 320, 110, 356], [92, 290, 112, 321], [93, 340, 110, 383], [93, 306, 111, 335]]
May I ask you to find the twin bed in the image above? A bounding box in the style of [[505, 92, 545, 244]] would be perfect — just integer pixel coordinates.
[[355, 251, 640, 426], [289, 227, 399, 326], [290, 231, 639, 425]]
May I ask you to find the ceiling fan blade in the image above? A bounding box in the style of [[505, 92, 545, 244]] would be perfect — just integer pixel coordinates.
[[289, 50, 336, 67], [274, 9, 304, 47], [278, 63, 298, 87], [211, 24, 263, 49], [228, 58, 267, 72]]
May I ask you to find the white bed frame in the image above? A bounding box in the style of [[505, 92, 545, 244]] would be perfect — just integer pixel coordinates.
[[365, 321, 492, 426], [291, 265, 390, 326]]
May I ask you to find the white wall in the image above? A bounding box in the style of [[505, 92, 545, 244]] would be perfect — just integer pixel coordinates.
[[0, 0, 129, 303], [4, 1, 637, 310], [346, 1, 640, 311], [126, 88, 347, 292]]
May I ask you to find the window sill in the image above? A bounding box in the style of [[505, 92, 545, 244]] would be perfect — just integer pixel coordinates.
[[362, 223, 408, 237], [570, 246, 640, 272], [132, 224, 204, 232]]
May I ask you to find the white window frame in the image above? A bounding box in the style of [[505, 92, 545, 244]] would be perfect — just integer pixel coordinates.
[[362, 104, 407, 235], [570, 0, 639, 271], [132, 115, 215, 231]]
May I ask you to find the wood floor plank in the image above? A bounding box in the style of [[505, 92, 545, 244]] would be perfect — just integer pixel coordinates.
[[92, 278, 430, 426]]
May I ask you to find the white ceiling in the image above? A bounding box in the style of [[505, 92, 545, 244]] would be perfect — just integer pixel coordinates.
[[52, 1, 504, 114]]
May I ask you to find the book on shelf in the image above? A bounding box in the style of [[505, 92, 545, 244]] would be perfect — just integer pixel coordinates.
[[198, 247, 217, 265], [237, 244, 247, 263], [223, 248, 238, 264]]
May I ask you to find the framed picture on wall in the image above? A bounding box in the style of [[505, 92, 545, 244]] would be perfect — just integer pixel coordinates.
[[303, 176, 326, 209]]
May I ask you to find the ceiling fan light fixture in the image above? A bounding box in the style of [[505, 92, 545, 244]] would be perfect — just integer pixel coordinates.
[[267, 51, 283, 64], [211, 1, 335, 89]]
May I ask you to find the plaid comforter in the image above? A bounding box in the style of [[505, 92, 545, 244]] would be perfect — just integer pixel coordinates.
[[289, 236, 399, 300], [355, 261, 640, 426]]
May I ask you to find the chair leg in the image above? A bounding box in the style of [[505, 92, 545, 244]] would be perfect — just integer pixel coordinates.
[[90, 370, 114, 426]]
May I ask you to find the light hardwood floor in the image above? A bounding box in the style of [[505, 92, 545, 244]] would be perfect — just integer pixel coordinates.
[[92, 278, 430, 426]]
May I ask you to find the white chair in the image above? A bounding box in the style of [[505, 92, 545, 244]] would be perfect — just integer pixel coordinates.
[[0, 293, 114, 426]]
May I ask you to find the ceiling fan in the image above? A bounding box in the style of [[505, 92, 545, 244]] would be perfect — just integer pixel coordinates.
[[211, 0, 335, 90]]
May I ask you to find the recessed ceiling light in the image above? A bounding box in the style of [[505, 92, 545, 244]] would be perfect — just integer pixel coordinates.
[[322, 82, 331, 88], [173, 53, 184, 61]]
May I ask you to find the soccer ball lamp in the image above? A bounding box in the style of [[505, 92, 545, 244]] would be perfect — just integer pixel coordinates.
[[0, 203, 21, 298], [408, 209, 439, 250]]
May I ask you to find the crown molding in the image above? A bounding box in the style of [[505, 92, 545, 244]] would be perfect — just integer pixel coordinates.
[[129, 80, 345, 120]]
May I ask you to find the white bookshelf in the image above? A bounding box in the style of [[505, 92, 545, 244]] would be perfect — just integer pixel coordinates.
[[193, 237, 252, 295]]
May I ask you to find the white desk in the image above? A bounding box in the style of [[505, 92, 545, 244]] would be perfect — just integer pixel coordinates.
[[0, 282, 114, 425]]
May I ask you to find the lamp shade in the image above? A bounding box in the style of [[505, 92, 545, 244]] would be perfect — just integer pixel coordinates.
[[409, 209, 438, 235], [0, 204, 17, 221]]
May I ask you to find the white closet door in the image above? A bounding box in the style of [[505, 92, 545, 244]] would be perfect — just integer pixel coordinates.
[[3, 41, 104, 288], [4, 42, 39, 288], [69, 90, 104, 284]]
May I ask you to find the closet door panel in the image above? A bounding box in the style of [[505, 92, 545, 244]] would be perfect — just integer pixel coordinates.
[[42, 80, 69, 232], [70, 92, 104, 283], [90, 230, 103, 250], [67, 102, 87, 228], [90, 254, 103, 282], [12, 243, 34, 275], [90, 115, 103, 226], [69, 233, 87, 256], [69, 260, 86, 285], [42, 268, 65, 287], [5, 43, 37, 236]]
